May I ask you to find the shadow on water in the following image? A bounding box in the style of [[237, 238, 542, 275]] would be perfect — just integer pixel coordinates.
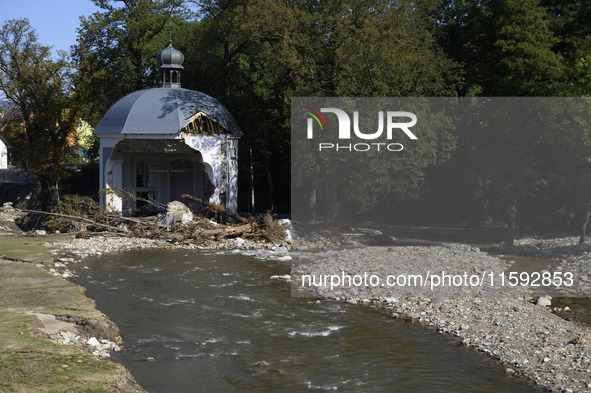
[[73, 249, 545, 393], [387, 226, 496, 245]]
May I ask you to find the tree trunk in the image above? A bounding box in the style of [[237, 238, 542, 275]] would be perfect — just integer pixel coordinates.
[[262, 140, 275, 211], [199, 223, 252, 238], [223, 40, 232, 102], [309, 186, 317, 222], [250, 148, 255, 214], [540, 187, 549, 231], [579, 205, 591, 244], [323, 178, 341, 226], [181, 194, 248, 224], [506, 198, 517, 247]]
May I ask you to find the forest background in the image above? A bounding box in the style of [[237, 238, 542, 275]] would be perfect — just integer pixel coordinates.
[[2, 0, 591, 243]]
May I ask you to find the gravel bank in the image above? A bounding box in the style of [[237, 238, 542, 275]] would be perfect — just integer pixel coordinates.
[[292, 244, 591, 393], [50, 235, 290, 258], [41, 235, 291, 279]]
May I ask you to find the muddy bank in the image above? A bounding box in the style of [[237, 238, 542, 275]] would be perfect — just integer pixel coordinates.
[[0, 235, 148, 392], [291, 244, 591, 392]]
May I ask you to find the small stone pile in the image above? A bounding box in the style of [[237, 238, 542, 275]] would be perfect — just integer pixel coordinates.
[[161, 201, 193, 225], [42, 331, 121, 359], [38, 259, 77, 279]]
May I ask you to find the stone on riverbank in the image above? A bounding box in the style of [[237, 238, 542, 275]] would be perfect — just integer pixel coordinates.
[[536, 296, 552, 307]]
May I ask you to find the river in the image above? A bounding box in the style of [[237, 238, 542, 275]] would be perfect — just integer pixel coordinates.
[[72, 247, 544, 392]]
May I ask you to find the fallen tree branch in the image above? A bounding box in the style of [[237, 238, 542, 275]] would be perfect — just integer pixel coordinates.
[[198, 223, 253, 238], [19, 209, 130, 233], [1, 255, 35, 264], [181, 194, 248, 224]]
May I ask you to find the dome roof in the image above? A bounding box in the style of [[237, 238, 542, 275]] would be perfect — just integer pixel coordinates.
[[94, 87, 242, 136], [157, 42, 184, 69]]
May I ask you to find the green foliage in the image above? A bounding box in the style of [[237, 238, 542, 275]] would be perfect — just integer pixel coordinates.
[[73, 0, 187, 124], [437, 0, 563, 96], [179, 0, 461, 213], [68, 0, 591, 232], [0, 19, 82, 183], [292, 98, 457, 223]]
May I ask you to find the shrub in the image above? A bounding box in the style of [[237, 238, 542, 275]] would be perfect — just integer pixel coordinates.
[[44, 195, 99, 232]]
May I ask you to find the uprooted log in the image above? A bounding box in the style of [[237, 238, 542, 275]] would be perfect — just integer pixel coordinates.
[[181, 194, 248, 224]]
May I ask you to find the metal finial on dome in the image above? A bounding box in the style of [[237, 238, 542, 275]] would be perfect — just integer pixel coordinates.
[[157, 35, 184, 88], [157, 43, 184, 69]]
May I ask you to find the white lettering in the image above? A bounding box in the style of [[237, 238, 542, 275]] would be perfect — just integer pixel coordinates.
[[353, 111, 383, 139], [387, 112, 417, 139]]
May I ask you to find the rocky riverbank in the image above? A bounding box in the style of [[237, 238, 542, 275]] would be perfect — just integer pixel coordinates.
[[291, 244, 591, 393]]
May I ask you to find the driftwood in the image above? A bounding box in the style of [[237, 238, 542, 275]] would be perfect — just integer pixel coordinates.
[[181, 194, 248, 223], [198, 223, 253, 238]]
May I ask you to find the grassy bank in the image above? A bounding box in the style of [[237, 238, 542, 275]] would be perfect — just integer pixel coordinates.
[[0, 232, 144, 392], [0, 311, 127, 392]]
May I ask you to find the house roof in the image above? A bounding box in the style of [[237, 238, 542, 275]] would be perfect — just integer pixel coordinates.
[[94, 87, 242, 136]]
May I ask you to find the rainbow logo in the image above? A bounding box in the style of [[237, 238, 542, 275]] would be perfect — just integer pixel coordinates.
[[303, 106, 329, 130]]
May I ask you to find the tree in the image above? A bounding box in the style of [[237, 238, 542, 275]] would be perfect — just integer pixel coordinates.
[[285, 0, 460, 223], [437, 0, 563, 97], [541, 0, 591, 96], [292, 97, 457, 225], [543, 98, 591, 243], [73, 0, 186, 124], [0, 18, 81, 186]]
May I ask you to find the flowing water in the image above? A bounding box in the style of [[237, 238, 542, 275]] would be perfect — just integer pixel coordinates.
[[73, 249, 543, 392]]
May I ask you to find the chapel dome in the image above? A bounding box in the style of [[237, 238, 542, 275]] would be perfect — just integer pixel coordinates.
[[94, 87, 242, 136], [157, 42, 184, 69]]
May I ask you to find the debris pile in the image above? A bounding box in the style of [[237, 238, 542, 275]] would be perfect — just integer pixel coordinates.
[[12, 193, 291, 247]]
